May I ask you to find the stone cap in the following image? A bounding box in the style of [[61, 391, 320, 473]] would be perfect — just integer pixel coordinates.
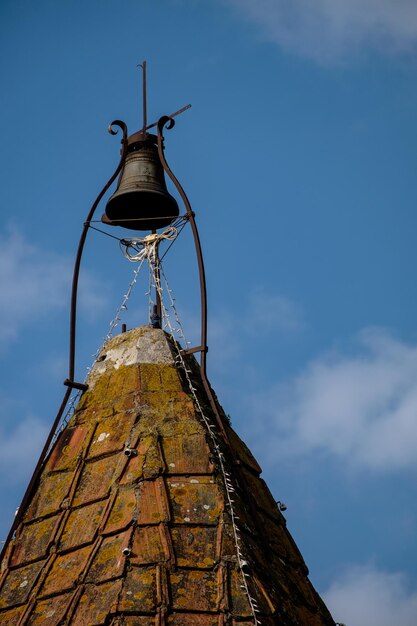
[[88, 326, 175, 388]]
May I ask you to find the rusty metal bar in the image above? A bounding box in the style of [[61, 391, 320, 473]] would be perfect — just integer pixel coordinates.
[[180, 345, 208, 356], [144, 103, 191, 132], [69, 120, 128, 382], [0, 120, 129, 564], [64, 379, 88, 392], [141, 60, 147, 134], [156, 116, 229, 444], [155, 254, 162, 324], [151, 230, 162, 326], [156, 117, 207, 365]]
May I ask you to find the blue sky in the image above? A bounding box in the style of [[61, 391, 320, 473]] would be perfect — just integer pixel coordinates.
[[1, 1, 417, 623]]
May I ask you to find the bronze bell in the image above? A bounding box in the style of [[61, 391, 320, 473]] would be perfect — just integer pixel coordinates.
[[102, 132, 179, 231]]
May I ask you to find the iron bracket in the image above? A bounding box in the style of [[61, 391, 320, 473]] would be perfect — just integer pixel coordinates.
[[63, 379, 89, 392], [180, 345, 208, 356]]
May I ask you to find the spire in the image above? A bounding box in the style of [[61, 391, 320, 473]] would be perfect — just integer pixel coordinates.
[[0, 327, 335, 624]]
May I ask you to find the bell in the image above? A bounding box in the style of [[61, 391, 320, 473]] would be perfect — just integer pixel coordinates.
[[102, 132, 179, 231]]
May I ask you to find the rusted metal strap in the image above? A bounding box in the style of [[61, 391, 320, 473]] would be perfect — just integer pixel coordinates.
[[180, 345, 208, 356], [63, 379, 89, 392]]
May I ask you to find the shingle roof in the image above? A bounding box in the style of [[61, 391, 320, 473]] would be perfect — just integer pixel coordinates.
[[0, 326, 335, 625]]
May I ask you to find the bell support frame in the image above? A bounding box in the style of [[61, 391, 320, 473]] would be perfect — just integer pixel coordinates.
[[0, 113, 232, 564]]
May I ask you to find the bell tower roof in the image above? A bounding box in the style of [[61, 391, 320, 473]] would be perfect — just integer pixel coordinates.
[[0, 63, 335, 623], [0, 326, 335, 625]]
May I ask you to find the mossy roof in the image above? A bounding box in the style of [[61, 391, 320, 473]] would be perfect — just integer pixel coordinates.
[[0, 326, 335, 625]]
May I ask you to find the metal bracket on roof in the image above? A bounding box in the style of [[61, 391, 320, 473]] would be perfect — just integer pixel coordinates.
[[63, 379, 89, 392], [180, 345, 208, 356]]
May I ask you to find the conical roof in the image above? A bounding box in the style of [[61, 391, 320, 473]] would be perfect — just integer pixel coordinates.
[[0, 326, 335, 625]]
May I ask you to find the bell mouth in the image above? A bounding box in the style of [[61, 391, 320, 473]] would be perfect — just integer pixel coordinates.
[[102, 190, 179, 231]]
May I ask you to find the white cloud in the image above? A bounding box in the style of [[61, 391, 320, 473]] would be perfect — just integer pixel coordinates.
[[324, 565, 417, 626], [0, 227, 106, 346], [225, 0, 417, 63], [249, 328, 417, 470]]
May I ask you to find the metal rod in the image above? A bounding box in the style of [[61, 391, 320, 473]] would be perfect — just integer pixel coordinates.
[[144, 103, 191, 132], [142, 60, 147, 134], [152, 230, 162, 325], [180, 345, 207, 356], [155, 259, 162, 325], [156, 115, 230, 444], [0, 119, 129, 565], [63, 379, 88, 392], [156, 117, 207, 364], [69, 121, 128, 381]]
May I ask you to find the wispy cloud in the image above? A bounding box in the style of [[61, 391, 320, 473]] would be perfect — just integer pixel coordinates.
[[248, 328, 417, 470], [225, 0, 417, 63], [169, 288, 303, 369], [0, 227, 107, 346], [324, 564, 417, 626], [200, 289, 303, 373], [244, 287, 304, 334]]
